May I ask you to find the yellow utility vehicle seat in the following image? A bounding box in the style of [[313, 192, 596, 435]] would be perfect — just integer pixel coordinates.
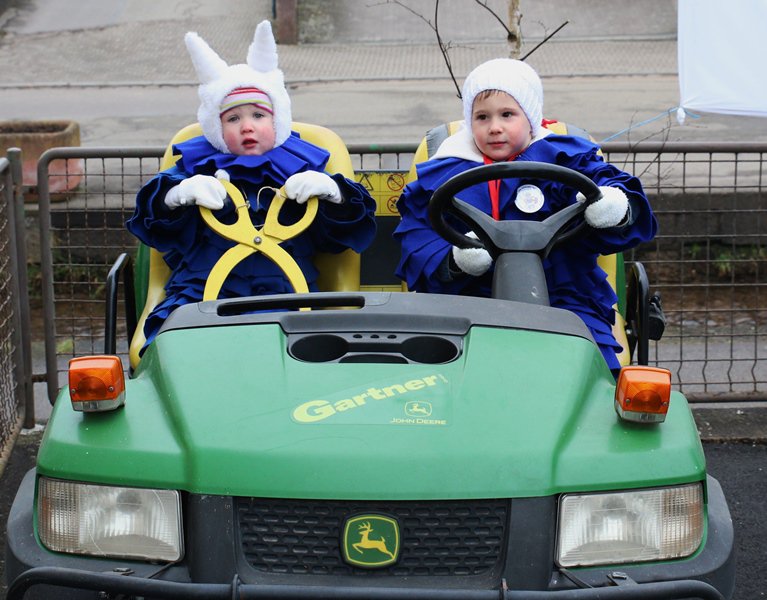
[[405, 120, 631, 368], [130, 122, 361, 369]]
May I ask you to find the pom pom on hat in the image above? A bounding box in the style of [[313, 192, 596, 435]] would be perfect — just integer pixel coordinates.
[[184, 20, 291, 153], [462, 58, 543, 136]]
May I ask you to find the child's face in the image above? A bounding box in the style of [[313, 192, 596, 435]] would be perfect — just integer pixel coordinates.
[[221, 104, 276, 155], [470, 91, 533, 161]]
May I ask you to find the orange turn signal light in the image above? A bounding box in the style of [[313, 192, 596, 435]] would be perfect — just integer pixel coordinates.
[[69, 355, 126, 412], [614, 366, 671, 424]]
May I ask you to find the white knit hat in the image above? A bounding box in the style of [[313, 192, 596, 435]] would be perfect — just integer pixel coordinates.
[[462, 58, 543, 136], [184, 20, 292, 153]]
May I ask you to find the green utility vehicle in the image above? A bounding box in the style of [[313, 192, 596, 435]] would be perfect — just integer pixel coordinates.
[[5, 122, 735, 599]]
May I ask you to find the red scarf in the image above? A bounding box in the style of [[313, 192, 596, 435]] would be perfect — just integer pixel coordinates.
[[482, 120, 553, 219], [483, 150, 522, 220]]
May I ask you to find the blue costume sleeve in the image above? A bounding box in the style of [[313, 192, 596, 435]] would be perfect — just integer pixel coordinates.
[[125, 165, 200, 262], [394, 158, 479, 294], [528, 135, 657, 256], [308, 173, 377, 254]]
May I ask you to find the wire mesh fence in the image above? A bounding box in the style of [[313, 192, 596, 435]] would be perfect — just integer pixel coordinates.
[[0, 156, 26, 469], [603, 142, 767, 400], [32, 142, 767, 403], [35, 149, 163, 402]]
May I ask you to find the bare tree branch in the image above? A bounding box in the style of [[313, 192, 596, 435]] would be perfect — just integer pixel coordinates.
[[381, 2, 568, 95], [520, 20, 569, 61], [472, 0, 521, 57], [472, 0, 514, 39], [432, 0, 461, 97], [373, 0, 426, 24], [609, 111, 675, 181], [377, 0, 462, 97], [629, 115, 675, 180]]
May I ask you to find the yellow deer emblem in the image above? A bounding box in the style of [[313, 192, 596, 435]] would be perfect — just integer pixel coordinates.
[[352, 521, 395, 560]]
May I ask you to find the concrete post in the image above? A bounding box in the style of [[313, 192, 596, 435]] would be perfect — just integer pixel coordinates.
[[276, 0, 298, 44]]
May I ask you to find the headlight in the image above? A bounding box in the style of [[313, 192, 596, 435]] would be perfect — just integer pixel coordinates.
[[556, 483, 704, 567], [37, 477, 183, 562]]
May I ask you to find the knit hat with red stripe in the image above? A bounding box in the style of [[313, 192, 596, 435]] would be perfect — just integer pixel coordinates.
[[185, 20, 291, 153], [220, 87, 273, 115]]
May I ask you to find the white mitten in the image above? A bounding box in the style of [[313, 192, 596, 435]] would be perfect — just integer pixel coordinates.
[[164, 174, 227, 210], [284, 171, 342, 204], [213, 169, 231, 183], [578, 186, 629, 229], [452, 231, 493, 277]]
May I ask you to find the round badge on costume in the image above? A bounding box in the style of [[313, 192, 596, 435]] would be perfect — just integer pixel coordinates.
[[515, 185, 545, 214]]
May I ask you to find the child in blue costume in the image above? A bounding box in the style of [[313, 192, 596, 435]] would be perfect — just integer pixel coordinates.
[[394, 59, 657, 375], [127, 21, 376, 350]]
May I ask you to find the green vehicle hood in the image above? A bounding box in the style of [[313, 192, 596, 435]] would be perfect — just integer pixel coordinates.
[[40, 323, 704, 499]]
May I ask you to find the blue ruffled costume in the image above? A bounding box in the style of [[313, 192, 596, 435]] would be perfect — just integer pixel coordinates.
[[127, 133, 376, 348], [394, 133, 657, 372]]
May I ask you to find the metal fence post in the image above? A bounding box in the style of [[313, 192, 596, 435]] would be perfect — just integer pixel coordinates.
[[36, 149, 60, 405], [7, 149, 34, 427]]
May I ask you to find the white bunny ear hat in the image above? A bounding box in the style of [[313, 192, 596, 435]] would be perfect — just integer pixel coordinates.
[[185, 20, 292, 153]]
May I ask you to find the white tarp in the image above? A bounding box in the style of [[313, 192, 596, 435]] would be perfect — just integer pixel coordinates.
[[678, 0, 767, 119]]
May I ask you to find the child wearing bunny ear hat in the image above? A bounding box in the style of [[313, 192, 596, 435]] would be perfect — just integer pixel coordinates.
[[127, 20, 376, 351], [394, 58, 658, 376]]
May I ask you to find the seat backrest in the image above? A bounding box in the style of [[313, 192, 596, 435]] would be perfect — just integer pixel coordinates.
[[405, 120, 631, 367], [129, 122, 361, 369]]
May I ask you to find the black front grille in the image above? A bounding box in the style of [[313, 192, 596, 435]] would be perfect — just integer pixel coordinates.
[[236, 498, 509, 576]]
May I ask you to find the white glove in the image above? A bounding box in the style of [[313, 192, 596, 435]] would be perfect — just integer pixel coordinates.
[[452, 231, 493, 277], [164, 174, 227, 210], [578, 186, 629, 229], [284, 171, 342, 204]]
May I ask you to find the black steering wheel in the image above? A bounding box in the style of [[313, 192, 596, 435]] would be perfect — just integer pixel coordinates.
[[428, 161, 603, 304]]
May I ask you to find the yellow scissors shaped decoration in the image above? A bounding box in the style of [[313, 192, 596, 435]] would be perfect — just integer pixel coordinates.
[[199, 179, 318, 302]]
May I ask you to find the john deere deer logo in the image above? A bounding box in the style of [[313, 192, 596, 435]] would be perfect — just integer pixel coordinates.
[[342, 515, 400, 568]]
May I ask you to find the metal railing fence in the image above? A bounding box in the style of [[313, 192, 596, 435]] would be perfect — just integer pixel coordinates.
[[35, 148, 164, 403], [603, 142, 766, 400], [0, 150, 32, 474], [34, 142, 767, 403]]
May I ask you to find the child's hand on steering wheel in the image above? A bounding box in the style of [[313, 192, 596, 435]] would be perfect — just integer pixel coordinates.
[[452, 231, 493, 276], [577, 186, 629, 229]]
